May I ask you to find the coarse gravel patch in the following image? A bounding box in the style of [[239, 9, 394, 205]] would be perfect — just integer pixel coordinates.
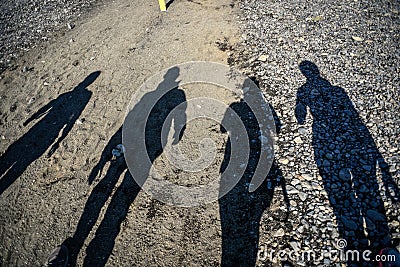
[[0, 0, 106, 73], [230, 0, 400, 266]]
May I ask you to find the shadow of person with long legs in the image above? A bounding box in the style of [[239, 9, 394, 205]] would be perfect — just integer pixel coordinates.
[[67, 67, 187, 266], [219, 78, 289, 266], [65, 127, 129, 266], [0, 71, 99, 195], [295, 61, 399, 265]]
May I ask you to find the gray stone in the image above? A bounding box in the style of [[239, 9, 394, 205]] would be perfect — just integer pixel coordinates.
[[274, 228, 285, 237], [291, 179, 301, 186], [389, 165, 396, 173], [362, 165, 372, 171], [339, 169, 349, 180], [341, 217, 358, 230], [367, 210, 386, 222], [289, 241, 301, 251], [299, 192, 308, 201], [359, 185, 369, 193], [294, 136, 303, 144], [302, 174, 313, 181], [287, 185, 300, 194], [298, 127, 307, 135]]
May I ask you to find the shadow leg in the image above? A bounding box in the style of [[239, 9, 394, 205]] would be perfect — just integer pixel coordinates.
[[83, 172, 141, 267]]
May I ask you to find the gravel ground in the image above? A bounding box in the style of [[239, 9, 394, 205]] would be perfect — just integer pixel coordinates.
[[229, 0, 400, 266], [0, 0, 104, 73]]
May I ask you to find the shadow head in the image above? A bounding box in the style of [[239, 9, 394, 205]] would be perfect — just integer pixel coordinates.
[[76, 71, 101, 90], [163, 67, 180, 82], [299, 61, 320, 79]]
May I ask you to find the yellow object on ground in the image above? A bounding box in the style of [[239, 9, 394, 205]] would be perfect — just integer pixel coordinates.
[[158, 0, 166, 11]]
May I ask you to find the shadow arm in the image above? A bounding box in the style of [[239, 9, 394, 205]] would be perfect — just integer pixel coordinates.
[[47, 115, 76, 157], [172, 106, 187, 145], [47, 103, 84, 157], [23, 101, 54, 126], [378, 157, 399, 203], [87, 129, 122, 184], [88, 143, 115, 184], [295, 87, 307, 125], [281, 177, 290, 211]]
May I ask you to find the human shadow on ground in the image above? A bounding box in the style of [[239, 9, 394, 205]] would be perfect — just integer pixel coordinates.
[[295, 61, 399, 265], [65, 127, 130, 266], [0, 71, 99, 195], [219, 78, 289, 266], [65, 67, 186, 267], [166, 0, 176, 9]]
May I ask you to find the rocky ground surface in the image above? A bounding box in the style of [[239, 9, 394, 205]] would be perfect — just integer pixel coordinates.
[[0, 0, 399, 266], [0, 0, 105, 73], [228, 0, 400, 266]]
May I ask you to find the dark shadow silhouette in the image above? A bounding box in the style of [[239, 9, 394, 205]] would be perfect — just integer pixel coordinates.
[[83, 167, 139, 267], [65, 67, 186, 267], [65, 128, 130, 267], [295, 61, 399, 264], [0, 71, 99, 195], [123, 67, 186, 194], [166, 0, 176, 9], [219, 79, 289, 266]]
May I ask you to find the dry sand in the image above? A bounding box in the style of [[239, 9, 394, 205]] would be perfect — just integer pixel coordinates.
[[0, 0, 241, 265]]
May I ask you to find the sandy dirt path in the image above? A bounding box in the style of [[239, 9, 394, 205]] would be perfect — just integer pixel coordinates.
[[0, 0, 240, 265]]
